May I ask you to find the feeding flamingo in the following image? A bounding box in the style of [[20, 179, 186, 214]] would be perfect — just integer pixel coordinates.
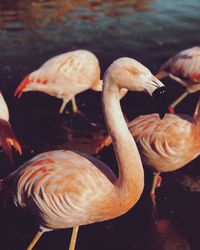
[[0, 58, 166, 250], [156, 46, 200, 113], [14, 50, 102, 113], [0, 92, 22, 163], [96, 95, 200, 206]]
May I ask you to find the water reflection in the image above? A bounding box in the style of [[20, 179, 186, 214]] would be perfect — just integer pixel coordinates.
[[43, 116, 106, 155], [0, 0, 155, 31], [0, 0, 155, 55], [150, 219, 190, 250]]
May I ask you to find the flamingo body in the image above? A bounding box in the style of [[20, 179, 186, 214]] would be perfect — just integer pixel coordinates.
[[0, 92, 22, 163], [14, 50, 102, 113], [156, 46, 200, 112], [97, 112, 200, 173], [2, 150, 140, 231], [128, 113, 200, 173]]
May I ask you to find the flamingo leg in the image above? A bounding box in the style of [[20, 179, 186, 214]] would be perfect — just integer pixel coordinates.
[[168, 91, 188, 113], [59, 97, 71, 113], [150, 172, 161, 208], [71, 97, 79, 113], [156, 70, 169, 80], [69, 226, 79, 250], [168, 73, 188, 87], [26, 230, 44, 250]]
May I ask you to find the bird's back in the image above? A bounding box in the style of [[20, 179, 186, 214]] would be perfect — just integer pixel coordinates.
[[128, 113, 200, 172], [161, 46, 200, 84], [33, 50, 100, 89], [14, 50, 101, 99]]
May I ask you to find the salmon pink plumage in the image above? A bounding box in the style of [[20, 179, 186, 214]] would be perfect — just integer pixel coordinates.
[[156, 46, 200, 113], [14, 50, 102, 113], [97, 96, 200, 205], [0, 92, 22, 163]]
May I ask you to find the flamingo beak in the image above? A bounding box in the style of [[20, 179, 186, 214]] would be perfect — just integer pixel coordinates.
[[152, 86, 168, 119]]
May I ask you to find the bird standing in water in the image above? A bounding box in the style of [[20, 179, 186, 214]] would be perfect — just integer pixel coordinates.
[[0, 58, 166, 250], [97, 96, 200, 206], [0, 92, 22, 163], [14, 50, 102, 113], [156, 46, 200, 113]]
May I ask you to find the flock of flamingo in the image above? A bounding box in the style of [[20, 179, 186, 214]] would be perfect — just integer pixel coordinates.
[[0, 46, 200, 250]]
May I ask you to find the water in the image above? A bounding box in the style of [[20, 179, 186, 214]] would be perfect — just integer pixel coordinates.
[[0, 0, 200, 249]]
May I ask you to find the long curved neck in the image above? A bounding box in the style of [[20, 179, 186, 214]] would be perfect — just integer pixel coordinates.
[[102, 78, 144, 204], [193, 96, 200, 125]]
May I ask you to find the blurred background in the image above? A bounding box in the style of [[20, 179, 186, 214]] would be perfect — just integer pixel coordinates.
[[0, 0, 200, 249]]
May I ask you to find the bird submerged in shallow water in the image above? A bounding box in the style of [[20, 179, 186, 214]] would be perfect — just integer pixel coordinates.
[[156, 46, 200, 113], [0, 92, 22, 163], [14, 50, 102, 113], [0, 57, 166, 250]]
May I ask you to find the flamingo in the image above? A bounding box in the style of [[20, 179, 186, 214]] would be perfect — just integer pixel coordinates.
[[14, 50, 102, 113], [0, 92, 22, 163], [0, 58, 166, 250], [156, 46, 200, 113], [96, 95, 200, 206]]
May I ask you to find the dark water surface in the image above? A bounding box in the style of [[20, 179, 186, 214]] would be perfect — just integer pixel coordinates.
[[0, 0, 200, 249]]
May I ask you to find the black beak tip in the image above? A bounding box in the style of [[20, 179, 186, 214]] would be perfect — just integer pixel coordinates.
[[159, 112, 166, 119], [152, 87, 167, 120], [152, 86, 167, 98]]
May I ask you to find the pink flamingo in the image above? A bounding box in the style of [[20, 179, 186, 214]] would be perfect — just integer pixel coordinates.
[[0, 92, 22, 163], [156, 46, 200, 113], [14, 50, 102, 113], [0, 58, 166, 250], [96, 96, 200, 205]]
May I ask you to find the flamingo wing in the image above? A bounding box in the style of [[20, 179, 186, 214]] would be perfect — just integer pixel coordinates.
[[2, 150, 116, 230], [128, 113, 196, 172]]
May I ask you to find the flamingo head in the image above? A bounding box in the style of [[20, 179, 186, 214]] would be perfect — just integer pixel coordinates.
[[14, 72, 51, 98], [104, 57, 167, 118]]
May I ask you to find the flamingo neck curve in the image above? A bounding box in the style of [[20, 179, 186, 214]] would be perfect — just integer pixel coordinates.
[[102, 77, 144, 206], [193, 96, 200, 125]]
